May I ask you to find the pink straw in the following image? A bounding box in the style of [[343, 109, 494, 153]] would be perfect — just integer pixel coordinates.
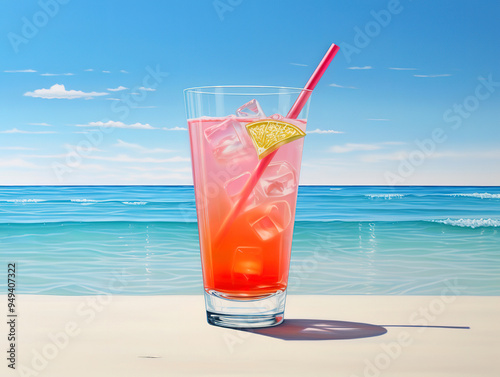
[[214, 43, 340, 245]]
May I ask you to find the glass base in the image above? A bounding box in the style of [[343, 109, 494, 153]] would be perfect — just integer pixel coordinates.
[[204, 289, 286, 328]]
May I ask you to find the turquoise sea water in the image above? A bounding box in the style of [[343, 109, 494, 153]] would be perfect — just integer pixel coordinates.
[[1, 186, 499, 295]]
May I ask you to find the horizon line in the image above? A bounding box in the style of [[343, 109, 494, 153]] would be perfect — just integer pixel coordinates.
[[1, 185, 499, 188]]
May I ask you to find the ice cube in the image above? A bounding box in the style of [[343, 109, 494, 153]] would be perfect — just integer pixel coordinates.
[[224, 172, 264, 210], [250, 201, 291, 241], [232, 246, 263, 279], [204, 118, 251, 161], [224, 172, 251, 199], [236, 99, 266, 118], [259, 161, 297, 197]]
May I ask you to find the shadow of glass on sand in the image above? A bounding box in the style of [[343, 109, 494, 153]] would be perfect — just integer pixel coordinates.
[[242, 319, 387, 341]]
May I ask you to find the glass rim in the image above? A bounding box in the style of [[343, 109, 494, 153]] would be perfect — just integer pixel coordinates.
[[183, 85, 311, 96]]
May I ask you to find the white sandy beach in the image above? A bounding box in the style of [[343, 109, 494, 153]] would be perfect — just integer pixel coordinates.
[[3, 295, 500, 377]]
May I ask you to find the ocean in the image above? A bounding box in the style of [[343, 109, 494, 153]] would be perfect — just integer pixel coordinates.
[[1, 186, 499, 296]]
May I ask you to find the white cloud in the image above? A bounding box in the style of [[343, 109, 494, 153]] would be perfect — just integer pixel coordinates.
[[330, 143, 381, 153], [107, 86, 128, 92], [84, 69, 94, 72], [139, 86, 156, 91], [114, 139, 144, 150], [129, 166, 192, 173], [4, 69, 37, 73], [383, 141, 406, 146], [308, 129, 344, 134], [24, 84, 108, 99], [329, 83, 357, 89], [114, 139, 172, 153], [122, 172, 192, 181], [366, 118, 390, 121], [22, 153, 69, 158], [330, 141, 404, 154], [28, 122, 53, 126], [162, 127, 187, 131], [75, 120, 156, 130], [64, 143, 102, 152], [102, 70, 111, 73], [0, 158, 39, 168], [120, 70, 129, 74], [357, 147, 495, 163], [40, 72, 74, 76], [414, 74, 452, 78], [360, 150, 408, 163], [72, 163, 110, 172], [105, 98, 121, 101], [388, 67, 418, 71], [0, 128, 57, 134], [23, 153, 189, 163], [86, 154, 190, 163], [0, 146, 37, 151], [290, 63, 308, 67], [347, 66, 372, 70], [430, 150, 500, 160]]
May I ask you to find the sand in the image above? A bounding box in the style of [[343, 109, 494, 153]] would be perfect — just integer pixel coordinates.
[[3, 295, 499, 377]]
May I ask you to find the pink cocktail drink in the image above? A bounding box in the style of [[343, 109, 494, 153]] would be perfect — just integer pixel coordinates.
[[188, 115, 306, 299], [185, 84, 318, 327], [185, 45, 337, 328]]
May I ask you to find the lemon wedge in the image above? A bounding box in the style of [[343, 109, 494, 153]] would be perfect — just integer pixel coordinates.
[[245, 119, 306, 159]]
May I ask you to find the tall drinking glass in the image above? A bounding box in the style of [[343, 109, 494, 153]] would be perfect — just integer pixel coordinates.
[[184, 86, 310, 328]]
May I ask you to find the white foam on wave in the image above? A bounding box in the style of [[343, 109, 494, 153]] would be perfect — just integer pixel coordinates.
[[447, 193, 500, 199], [366, 194, 405, 199], [71, 199, 98, 203], [122, 201, 147, 205], [431, 218, 500, 228], [6, 199, 45, 203]]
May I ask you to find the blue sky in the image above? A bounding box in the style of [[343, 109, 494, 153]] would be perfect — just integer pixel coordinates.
[[1, 0, 499, 185]]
